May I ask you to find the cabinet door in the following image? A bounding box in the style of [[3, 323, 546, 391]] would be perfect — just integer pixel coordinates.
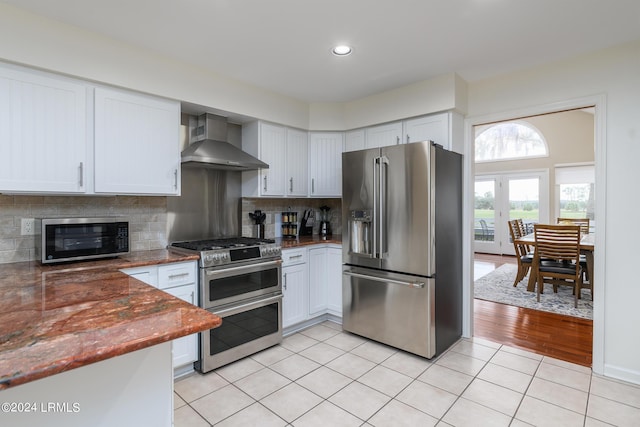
[[94, 87, 180, 195], [282, 263, 308, 328], [365, 121, 403, 149], [308, 132, 343, 197], [163, 284, 198, 368], [259, 123, 287, 196], [0, 64, 87, 193], [403, 113, 449, 147], [344, 129, 365, 153], [326, 246, 343, 317], [308, 247, 328, 316], [286, 128, 308, 196]]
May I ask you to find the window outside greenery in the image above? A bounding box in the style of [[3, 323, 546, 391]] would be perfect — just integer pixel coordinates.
[[475, 122, 548, 162], [559, 183, 593, 219]]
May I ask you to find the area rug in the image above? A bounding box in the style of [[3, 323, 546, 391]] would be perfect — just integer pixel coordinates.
[[474, 263, 593, 320]]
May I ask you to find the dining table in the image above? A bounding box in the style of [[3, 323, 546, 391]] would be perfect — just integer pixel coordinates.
[[515, 232, 595, 292]]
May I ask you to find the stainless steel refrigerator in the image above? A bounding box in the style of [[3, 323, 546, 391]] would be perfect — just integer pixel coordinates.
[[342, 141, 462, 358]]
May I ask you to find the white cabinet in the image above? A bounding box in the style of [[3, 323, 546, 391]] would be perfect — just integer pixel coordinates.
[[94, 87, 180, 195], [0, 62, 181, 196], [345, 129, 365, 152], [403, 111, 463, 152], [120, 261, 199, 371], [308, 132, 343, 197], [365, 121, 403, 149], [308, 247, 328, 316], [309, 245, 343, 318], [286, 128, 309, 196], [0, 63, 88, 193], [162, 283, 197, 368], [326, 246, 343, 317], [242, 122, 308, 197], [281, 248, 308, 328]]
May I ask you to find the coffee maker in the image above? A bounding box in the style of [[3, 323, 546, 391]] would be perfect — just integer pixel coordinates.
[[319, 205, 332, 237]]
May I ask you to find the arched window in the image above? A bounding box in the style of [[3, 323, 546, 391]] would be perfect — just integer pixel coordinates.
[[475, 122, 548, 162]]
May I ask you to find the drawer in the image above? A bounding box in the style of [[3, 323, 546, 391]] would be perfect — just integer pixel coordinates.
[[281, 248, 307, 267], [158, 261, 197, 289]]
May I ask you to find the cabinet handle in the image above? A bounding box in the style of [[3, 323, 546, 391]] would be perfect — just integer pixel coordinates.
[[174, 169, 178, 190], [169, 272, 190, 279], [78, 162, 84, 188], [290, 177, 293, 193], [406, 135, 410, 144], [190, 291, 195, 303], [283, 273, 287, 290], [289, 254, 303, 260], [264, 175, 267, 191], [396, 136, 400, 145], [312, 178, 315, 193]]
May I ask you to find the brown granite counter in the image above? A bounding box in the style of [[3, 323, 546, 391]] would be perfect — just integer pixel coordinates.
[[278, 235, 342, 248], [0, 250, 220, 390]]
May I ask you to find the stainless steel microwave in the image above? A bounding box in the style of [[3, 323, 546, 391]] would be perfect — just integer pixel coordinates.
[[35, 218, 130, 264]]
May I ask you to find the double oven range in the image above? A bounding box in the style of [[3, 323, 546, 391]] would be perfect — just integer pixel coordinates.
[[170, 237, 282, 373]]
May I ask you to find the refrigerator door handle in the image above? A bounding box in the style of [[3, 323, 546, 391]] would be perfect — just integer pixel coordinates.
[[343, 271, 425, 289], [379, 155, 389, 259], [372, 155, 379, 259]]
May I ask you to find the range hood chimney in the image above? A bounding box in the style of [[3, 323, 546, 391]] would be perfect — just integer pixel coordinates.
[[181, 113, 268, 171]]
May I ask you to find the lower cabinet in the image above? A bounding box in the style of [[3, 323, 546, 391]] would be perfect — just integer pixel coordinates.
[[326, 246, 343, 317], [120, 261, 198, 373], [281, 248, 308, 328], [282, 245, 343, 331]]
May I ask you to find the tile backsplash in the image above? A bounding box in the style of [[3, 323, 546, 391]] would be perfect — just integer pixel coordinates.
[[0, 195, 167, 264], [241, 198, 342, 239]]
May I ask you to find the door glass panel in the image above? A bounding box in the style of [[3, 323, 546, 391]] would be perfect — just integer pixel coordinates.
[[474, 180, 495, 242], [208, 268, 279, 302], [508, 177, 540, 235]]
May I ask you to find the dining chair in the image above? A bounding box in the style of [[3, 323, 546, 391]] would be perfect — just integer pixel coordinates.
[[507, 219, 533, 287], [556, 217, 591, 286], [533, 224, 583, 308], [557, 217, 590, 234]]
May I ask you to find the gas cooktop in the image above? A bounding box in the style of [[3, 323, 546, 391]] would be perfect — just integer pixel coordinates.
[[169, 237, 281, 268], [171, 237, 276, 251]]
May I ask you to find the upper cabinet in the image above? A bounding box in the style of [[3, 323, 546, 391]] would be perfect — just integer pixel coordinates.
[[94, 87, 180, 195], [0, 64, 88, 193], [403, 111, 463, 152], [0, 62, 181, 195], [364, 121, 403, 149], [308, 132, 343, 197], [344, 129, 365, 153], [242, 121, 308, 197]]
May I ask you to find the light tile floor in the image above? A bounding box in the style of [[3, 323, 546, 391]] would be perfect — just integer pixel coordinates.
[[174, 321, 640, 426]]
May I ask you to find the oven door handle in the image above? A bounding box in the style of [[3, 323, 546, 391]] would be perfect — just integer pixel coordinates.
[[204, 259, 282, 277], [213, 293, 283, 317]]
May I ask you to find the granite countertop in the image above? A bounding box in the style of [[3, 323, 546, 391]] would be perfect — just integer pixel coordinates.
[[0, 250, 220, 390], [278, 235, 342, 248]]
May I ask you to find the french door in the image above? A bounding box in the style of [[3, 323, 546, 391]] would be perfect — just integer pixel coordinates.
[[474, 171, 549, 255]]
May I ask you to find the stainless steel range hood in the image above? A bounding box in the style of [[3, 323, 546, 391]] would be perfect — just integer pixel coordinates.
[[181, 113, 268, 171]]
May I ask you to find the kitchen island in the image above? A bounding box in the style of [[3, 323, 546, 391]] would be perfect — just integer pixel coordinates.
[[0, 250, 221, 427]]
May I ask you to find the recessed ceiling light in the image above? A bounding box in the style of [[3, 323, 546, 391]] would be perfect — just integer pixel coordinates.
[[332, 45, 352, 56]]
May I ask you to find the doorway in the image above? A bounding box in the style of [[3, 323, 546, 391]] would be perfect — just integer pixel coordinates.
[[464, 98, 604, 372]]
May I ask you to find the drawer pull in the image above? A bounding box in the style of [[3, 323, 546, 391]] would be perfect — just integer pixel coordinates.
[[168, 272, 190, 279], [289, 255, 303, 260]]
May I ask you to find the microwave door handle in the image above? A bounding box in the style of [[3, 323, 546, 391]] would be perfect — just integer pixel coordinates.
[[379, 155, 389, 258]]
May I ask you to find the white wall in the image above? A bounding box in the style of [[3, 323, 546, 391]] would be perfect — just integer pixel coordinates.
[[467, 40, 640, 384]]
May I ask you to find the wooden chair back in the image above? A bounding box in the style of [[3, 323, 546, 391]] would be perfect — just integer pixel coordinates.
[[534, 224, 582, 263], [508, 220, 527, 257], [557, 217, 590, 235]]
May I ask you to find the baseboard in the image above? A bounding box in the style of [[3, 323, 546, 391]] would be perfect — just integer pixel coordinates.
[[603, 363, 640, 386], [283, 313, 343, 337]]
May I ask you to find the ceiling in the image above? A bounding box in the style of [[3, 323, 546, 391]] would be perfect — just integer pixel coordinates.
[[3, 0, 640, 103]]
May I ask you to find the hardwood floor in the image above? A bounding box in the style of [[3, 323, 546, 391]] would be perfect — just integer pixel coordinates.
[[473, 253, 593, 367]]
